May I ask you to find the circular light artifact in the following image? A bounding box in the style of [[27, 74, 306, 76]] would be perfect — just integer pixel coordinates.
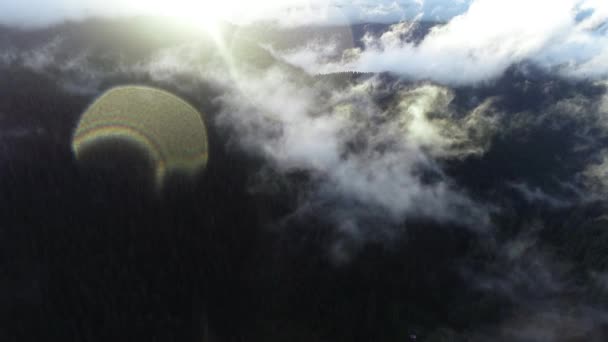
[[72, 86, 208, 190]]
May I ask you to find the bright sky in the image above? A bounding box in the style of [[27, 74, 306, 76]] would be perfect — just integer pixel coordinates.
[[0, 0, 473, 27]]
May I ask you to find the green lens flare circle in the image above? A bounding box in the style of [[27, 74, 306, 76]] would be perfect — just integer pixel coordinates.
[[72, 86, 209, 190]]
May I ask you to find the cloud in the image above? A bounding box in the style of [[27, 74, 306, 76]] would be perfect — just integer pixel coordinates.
[[214, 69, 494, 242], [277, 0, 608, 84], [391, 84, 501, 158], [268, 40, 345, 74]]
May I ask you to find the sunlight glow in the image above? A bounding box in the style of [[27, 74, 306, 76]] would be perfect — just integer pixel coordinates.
[[143, 0, 232, 39], [125, 0, 314, 27]]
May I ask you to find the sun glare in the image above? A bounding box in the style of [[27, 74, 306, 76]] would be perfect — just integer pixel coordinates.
[[128, 0, 312, 33], [142, 0, 232, 40]]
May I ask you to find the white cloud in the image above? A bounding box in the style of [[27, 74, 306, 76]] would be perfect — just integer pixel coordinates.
[[214, 69, 493, 235], [278, 0, 608, 84], [392, 84, 501, 158]]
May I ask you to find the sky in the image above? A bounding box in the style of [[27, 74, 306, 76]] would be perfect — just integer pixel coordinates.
[[0, 0, 473, 27]]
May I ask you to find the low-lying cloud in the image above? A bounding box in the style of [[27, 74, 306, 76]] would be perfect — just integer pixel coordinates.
[[214, 70, 493, 236], [278, 0, 608, 84]]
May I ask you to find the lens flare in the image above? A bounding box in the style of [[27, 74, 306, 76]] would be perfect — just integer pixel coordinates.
[[72, 86, 209, 190]]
